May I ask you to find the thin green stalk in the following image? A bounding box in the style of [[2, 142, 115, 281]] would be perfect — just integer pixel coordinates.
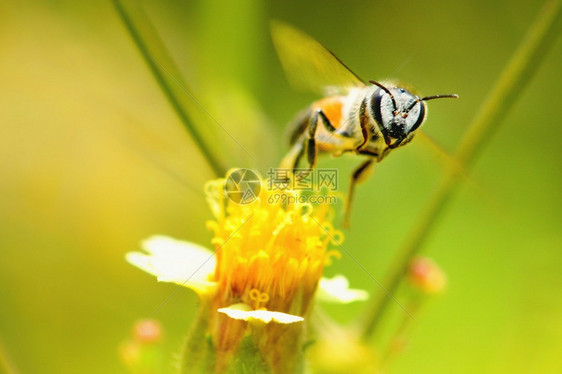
[[113, 0, 226, 176], [379, 302, 421, 371], [361, 0, 562, 340], [0, 338, 18, 374]]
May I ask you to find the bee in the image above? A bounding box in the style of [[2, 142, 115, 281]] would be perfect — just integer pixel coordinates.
[[271, 21, 458, 226]]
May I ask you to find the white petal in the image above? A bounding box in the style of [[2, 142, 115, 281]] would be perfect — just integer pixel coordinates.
[[126, 235, 217, 295], [217, 303, 304, 324], [316, 275, 369, 304]]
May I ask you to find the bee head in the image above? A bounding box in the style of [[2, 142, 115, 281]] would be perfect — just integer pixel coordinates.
[[369, 80, 458, 149]]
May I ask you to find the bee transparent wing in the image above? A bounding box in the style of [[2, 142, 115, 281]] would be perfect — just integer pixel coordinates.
[[416, 130, 499, 208], [271, 20, 366, 95], [416, 130, 478, 186]]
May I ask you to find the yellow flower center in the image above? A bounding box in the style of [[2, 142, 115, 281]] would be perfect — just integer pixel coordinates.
[[204, 174, 341, 315]]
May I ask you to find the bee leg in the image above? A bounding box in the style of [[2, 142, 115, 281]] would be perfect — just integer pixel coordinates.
[[306, 137, 317, 169], [306, 109, 335, 167], [317, 109, 337, 133], [278, 141, 305, 189], [292, 109, 334, 184], [356, 99, 370, 150], [293, 142, 305, 170], [344, 158, 374, 228], [293, 110, 320, 184], [279, 140, 304, 170], [305, 111, 320, 169]]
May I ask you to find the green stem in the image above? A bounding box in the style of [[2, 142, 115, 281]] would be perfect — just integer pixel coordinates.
[[0, 338, 18, 374], [379, 301, 421, 370], [361, 0, 562, 340], [179, 300, 215, 374], [113, 0, 226, 176]]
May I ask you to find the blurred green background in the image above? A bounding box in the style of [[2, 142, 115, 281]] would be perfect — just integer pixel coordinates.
[[1, 0, 561, 373]]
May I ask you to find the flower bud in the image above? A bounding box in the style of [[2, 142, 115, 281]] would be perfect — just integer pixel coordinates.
[[408, 256, 447, 294]]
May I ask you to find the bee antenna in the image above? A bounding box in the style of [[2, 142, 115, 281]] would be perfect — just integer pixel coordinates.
[[407, 93, 458, 111], [420, 94, 459, 101], [369, 80, 398, 109]]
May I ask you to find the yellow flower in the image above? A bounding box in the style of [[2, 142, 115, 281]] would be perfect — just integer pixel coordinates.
[[204, 176, 345, 317], [126, 171, 368, 373]]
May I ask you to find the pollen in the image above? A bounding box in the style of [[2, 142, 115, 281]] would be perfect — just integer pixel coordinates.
[[204, 174, 341, 316]]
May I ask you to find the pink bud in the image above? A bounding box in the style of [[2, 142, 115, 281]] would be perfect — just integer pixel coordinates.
[[409, 257, 447, 294], [133, 319, 162, 344]]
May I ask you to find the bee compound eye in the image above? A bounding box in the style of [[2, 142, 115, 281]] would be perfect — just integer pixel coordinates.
[[371, 87, 402, 136], [408, 102, 426, 132], [371, 88, 385, 128]]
